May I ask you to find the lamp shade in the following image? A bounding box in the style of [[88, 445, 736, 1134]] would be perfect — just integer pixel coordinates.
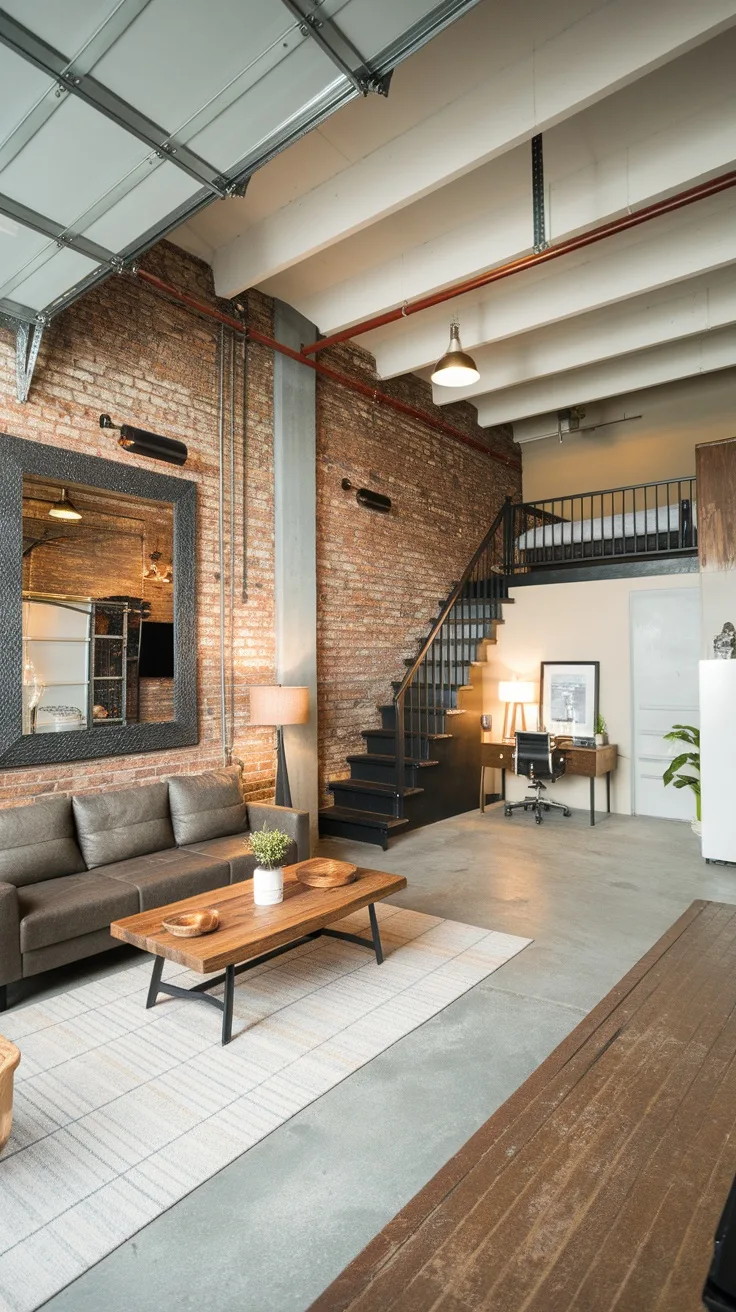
[[498, 680, 536, 704], [249, 685, 309, 726], [430, 321, 480, 388], [48, 488, 82, 521]]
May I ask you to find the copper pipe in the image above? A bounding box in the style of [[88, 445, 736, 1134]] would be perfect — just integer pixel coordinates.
[[245, 327, 519, 465], [299, 167, 736, 355], [133, 269, 520, 469]]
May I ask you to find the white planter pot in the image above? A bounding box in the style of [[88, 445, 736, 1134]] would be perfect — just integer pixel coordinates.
[[253, 865, 284, 906]]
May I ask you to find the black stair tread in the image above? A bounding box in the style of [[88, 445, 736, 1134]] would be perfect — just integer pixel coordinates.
[[377, 703, 465, 714], [318, 805, 410, 832], [362, 728, 453, 741], [328, 779, 424, 798], [346, 753, 440, 768]]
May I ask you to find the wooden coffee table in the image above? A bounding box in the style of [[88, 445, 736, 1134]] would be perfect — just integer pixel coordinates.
[[110, 865, 407, 1045]]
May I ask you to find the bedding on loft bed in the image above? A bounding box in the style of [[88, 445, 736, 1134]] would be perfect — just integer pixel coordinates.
[[515, 500, 697, 561]]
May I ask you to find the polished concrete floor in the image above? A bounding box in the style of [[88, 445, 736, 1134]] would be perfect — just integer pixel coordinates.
[[24, 805, 735, 1312]]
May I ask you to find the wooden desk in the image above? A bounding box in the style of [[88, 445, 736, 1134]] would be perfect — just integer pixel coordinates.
[[309, 901, 736, 1312], [480, 741, 618, 826]]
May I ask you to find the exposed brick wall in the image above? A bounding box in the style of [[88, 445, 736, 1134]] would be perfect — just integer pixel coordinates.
[[0, 245, 277, 806], [1, 237, 519, 818], [314, 339, 520, 802]]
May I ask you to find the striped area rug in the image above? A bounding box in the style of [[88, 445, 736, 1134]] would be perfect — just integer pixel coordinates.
[[0, 903, 530, 1311]]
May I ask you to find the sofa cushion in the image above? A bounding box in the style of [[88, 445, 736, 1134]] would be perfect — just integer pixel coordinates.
[[102, 848, 230, 910], [18, 872, 139, 953], [184, 834, 297, 884], [72, 783, 175, 870], [0, 797, 86, 888], [168, 767, 247, 846]]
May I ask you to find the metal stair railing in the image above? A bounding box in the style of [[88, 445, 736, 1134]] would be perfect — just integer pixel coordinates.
[[393, 498, 512, 814]]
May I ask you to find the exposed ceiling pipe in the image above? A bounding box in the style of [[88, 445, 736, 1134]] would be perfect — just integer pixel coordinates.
[[299, 167, 736, 356], [133, 268, 520, 470]]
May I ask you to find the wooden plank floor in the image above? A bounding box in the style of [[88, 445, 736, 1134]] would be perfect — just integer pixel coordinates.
[[310, 900, 736, 1312]]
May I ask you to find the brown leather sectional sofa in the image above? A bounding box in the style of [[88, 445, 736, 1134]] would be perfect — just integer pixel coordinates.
[[0, 765, 309, 1010]]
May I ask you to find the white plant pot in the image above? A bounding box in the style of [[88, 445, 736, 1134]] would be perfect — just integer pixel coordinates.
[[253, 865, 284, 906]]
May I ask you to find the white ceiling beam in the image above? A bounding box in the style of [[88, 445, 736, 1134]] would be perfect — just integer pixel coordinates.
[[474, 326, 736, 426], [212, 0, 736, 298], [425, 269, 736, 402], [367, 190, 736, 380], [282, 31, 736, 335]]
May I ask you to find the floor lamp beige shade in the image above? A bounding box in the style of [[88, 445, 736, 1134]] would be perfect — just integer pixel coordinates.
[[249, 685, 309, 807], [499, 680, 536, 741]]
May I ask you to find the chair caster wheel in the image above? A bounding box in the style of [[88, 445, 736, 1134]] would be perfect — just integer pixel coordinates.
[[504, 807, 512, 817], [535, 815, 542, 824], [564, 809, 571, 817]]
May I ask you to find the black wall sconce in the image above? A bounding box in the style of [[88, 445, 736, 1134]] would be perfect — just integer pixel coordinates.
[[99, 414, 188, 466], [341, 478, 391, 513]]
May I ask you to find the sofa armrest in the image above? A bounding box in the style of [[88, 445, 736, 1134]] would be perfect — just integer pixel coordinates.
[[0, 882, 21, 987], [246, 802, 310, 862]]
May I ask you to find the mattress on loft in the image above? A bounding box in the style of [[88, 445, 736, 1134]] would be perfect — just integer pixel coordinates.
[[516, 502, 697, 550]]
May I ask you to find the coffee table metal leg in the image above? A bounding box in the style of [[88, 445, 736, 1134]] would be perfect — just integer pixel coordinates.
[[146, 955, 164, 1008], [369, 903, 384, 965], [221, 965, 235, 1045]]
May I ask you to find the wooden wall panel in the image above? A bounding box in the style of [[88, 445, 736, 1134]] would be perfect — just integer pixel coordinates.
[[696, 436, 736, 571]]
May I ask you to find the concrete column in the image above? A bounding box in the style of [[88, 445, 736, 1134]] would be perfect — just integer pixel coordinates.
[[273, 300, 318, 848]]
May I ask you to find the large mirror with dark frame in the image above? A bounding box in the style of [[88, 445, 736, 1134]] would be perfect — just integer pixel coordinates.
[[0, 433, 197, 767]]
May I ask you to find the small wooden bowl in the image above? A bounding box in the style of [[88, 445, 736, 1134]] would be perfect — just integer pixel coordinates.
[[296, 858, 358, 889], [162, 909, 220, 937]]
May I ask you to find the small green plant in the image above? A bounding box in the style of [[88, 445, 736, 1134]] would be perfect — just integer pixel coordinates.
[[663, 724, 700, 821], [247, 825, 291, 869], [595, 713, 607, 735]]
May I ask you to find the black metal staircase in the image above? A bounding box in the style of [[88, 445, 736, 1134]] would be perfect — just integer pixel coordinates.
[[319, 501, 512, 849]]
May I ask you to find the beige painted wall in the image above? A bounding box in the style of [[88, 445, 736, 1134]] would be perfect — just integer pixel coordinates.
[[480, 571, 698, 816], [521, 369, 736, 501]]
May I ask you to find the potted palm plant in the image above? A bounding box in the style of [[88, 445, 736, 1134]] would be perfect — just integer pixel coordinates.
[[662, 724, 700, 836]]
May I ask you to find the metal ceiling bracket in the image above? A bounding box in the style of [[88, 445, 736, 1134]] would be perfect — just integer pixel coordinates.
[[0, 12, 227, 197], [531, 133, 548, 253], [15, 319, 45, 403], [278, 0, 388, 95]]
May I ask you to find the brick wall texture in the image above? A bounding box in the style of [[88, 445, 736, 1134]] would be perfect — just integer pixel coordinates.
[[313, 340, 519, 802], [0, 241, 519, 813]]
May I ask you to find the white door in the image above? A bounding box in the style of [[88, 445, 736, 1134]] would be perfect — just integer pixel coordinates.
[[630, 587, 700, 819]]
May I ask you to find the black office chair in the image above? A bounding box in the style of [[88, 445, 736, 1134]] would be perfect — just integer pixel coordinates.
[[504, 731, 571, 825]]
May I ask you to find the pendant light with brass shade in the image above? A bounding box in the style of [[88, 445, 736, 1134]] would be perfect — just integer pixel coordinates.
[[430, 318, 480, 388], [48, 488, 82, 521]]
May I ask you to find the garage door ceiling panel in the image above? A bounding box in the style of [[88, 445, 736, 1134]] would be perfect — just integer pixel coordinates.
[[81, 164, 201, 252], [0, 0, 129, 60], [0, 219, 50, 287], [91, 0, 305, 135], [187, 43, 341, 173], [0, 0, 478, 320], [9, 246, 99, 310], [338, 0, 460, 60], [0, 97, 149, 228], [0, 46, 54, 142]]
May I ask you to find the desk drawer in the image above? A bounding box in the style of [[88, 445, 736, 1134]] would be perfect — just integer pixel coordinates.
[[481, 744, 513, 769]]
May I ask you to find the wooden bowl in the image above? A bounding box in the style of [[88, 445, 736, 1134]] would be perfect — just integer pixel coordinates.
[[162, 909, 220, 937], [296, 858, 358, 889]]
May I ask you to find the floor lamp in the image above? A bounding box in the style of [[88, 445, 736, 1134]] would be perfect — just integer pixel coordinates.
[[498, 681, 536, 741], [249, 685, 309, 808]]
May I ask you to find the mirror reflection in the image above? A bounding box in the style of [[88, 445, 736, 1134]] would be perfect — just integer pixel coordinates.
[[22, 477, 175, 734]]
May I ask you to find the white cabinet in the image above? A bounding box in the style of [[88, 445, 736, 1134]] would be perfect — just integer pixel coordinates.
[[700, 660, 736, 861]]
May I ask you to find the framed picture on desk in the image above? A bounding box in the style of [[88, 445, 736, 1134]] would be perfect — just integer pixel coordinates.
[[540, 661, 599, 740]]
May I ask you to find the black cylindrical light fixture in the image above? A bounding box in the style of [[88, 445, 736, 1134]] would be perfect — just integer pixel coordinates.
[[99, 414, 188, 466]]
